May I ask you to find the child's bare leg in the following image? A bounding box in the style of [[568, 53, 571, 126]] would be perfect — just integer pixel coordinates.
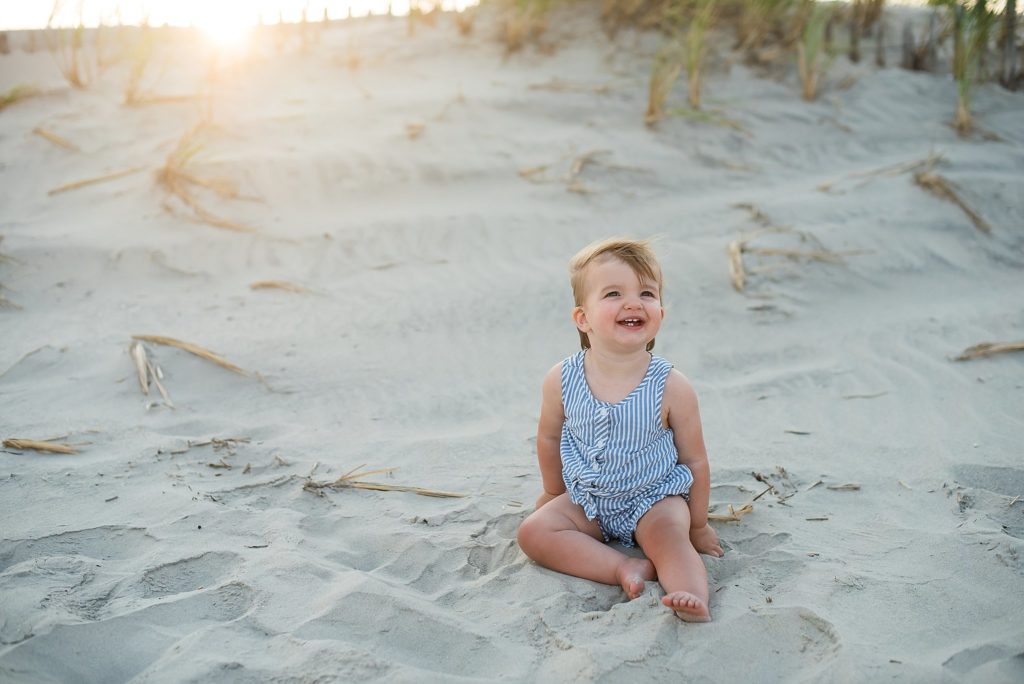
[[635, 497, 711, 622], [518, 494, 655, 599]]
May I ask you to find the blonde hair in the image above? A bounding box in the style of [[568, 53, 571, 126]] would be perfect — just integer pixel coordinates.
[[568, 237, 663, 351]]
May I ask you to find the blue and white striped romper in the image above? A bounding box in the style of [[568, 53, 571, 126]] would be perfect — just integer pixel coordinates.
[[560, 350, 694, 546]]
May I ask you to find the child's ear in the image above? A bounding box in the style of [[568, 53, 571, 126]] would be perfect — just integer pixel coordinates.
[[572, 306, 590, 332]]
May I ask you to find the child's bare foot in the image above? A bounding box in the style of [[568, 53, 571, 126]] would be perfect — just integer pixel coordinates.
[[616, 558, 656, 599], [662, 592, 710, 622]]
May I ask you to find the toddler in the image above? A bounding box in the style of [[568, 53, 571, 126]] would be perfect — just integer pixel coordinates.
[[517, 237, 723, 621]]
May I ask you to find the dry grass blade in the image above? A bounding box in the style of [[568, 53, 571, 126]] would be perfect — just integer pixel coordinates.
[[827, 483, 861, 491], [3, 438, 77, 454], [129, 340, 149, 394], [913, 172, 991, 233], [818, 152, 943, 193], [518, 165, 549, 182], [131, 334, 250, 376], [528, 78, 612, 94], [708, 503, 754, 522], [304, 465, 465, 499], [127, 94, 199, 106], [48, 166, 146, 196], [728, 240, 746, 291], [566, 150, 608, 182], [250, 280, 311, 294], [954, 340, 1024, 361], [146, 359, 173, 407], [177, 197, 253, 233], [745, 246, 846, 264], [32, 127, 79, 151]]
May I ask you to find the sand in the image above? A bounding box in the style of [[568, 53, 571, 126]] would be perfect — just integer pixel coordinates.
[[2, 4, 1023, 682]]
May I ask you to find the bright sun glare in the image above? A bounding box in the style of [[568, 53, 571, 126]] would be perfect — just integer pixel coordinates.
[[194, 4, 252, 47]]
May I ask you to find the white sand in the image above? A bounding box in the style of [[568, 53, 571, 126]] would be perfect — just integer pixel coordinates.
[[2, 6, 1023, 682]]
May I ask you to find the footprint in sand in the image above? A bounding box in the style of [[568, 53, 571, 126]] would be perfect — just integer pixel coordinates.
[[951, 464, 1024, 539], [139, 551, 241, 598], [0, 525, 156, 573]]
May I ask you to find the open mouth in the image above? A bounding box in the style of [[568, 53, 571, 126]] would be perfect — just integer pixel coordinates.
[[619, 318, 644, 328]]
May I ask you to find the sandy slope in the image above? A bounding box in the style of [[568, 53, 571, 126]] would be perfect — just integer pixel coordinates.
[[2, 6, 1023, 682]]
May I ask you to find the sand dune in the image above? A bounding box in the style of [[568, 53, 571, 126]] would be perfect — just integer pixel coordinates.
[[2, 5, 1023, 682]]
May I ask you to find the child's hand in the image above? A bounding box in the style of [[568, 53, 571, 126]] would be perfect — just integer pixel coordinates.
[[690, 524, 723, 557]]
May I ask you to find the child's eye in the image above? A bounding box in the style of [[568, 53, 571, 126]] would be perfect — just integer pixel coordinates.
[[604, 291, 620, 298], [642, 290, 656, 298]]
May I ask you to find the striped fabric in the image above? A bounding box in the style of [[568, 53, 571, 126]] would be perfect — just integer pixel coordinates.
[[560, 350, 694, 546]]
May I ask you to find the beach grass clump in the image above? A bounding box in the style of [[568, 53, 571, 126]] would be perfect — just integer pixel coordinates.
[[797, 1, 834, 101], [44, 3, 92, 89], [453, 7, 477, 36], [502, 0, 554, 52], [686, 0, 717, 109], [735, 0, 801, 60], [408, 2, 440, 36], [927, 1, 999, 134], [123, 25, 155, 105], [644, 0, 717, 124], [157, 124, 254, 232], [600, 0, 671, 35], [998, 0, 1019, 87], [646, 39, 685, 125]]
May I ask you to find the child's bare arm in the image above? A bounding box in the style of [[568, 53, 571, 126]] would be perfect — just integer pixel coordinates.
[[665, 370, 723, 557], [535, 363, 566, 509]]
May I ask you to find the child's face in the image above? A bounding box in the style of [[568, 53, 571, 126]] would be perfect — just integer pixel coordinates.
[[574, 256, 663, 352]]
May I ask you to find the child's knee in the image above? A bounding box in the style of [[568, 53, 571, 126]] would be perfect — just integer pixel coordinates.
[[517, 514, 544, 556]]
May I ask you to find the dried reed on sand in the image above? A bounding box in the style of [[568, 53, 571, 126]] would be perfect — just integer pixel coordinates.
[[32, 127, 79, 151], [913, 171, 990, 233], [304, 464, 466, 499], [728, 226, 858, 293], [250, 280, 311, 294], [708, 503, 754, 522], [3, 438, 77, 454], [954, 340, 1024, 361], [131, 334, 252, 377], [48, 166, 147, 196], [816, 152, 942, 193], [129, 339, 173, 406]]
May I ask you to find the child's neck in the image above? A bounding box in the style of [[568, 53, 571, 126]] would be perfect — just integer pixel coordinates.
[[583, 346, 652, 404]]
